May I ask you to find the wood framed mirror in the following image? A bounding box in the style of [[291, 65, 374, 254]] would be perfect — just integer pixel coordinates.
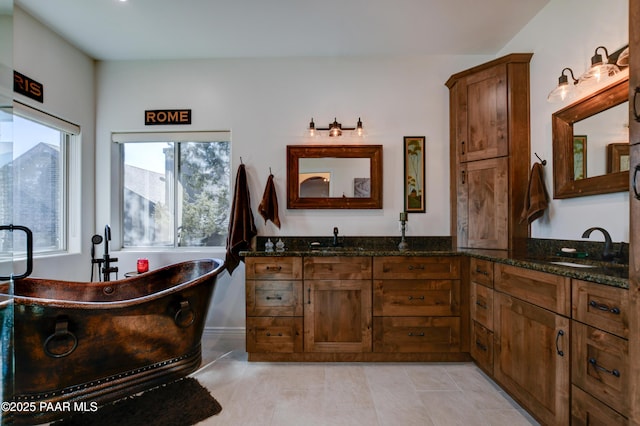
[[287, 145, 383, 209], [552, 76, 629, 198]]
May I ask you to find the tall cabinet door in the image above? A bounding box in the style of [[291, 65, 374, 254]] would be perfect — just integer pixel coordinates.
[[462, 65, 509, 162], [465, 157, 508, 249], [628, 1, 640, 424]]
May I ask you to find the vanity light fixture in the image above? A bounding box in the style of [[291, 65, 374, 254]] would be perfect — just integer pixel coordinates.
[[577, 46, 620, 88], [547, 67, 579, 103], [308, 117, 364, 137]]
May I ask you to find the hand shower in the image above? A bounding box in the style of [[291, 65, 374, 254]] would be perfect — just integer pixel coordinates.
[[90, 234, 103, 281]]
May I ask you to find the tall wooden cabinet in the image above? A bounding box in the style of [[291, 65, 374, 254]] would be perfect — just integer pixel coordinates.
[[628, 1, 640, 424], [446, 54, 532, 251]]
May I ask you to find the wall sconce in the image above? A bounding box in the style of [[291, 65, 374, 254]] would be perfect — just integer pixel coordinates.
[[577, 46, 620, 88], [548, 45, 626, 103], [547, 67, 579, 102], [308, 117, 364, 137]]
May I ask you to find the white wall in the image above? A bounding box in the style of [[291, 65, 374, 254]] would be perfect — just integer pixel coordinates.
[[499, 0, 629, 243]]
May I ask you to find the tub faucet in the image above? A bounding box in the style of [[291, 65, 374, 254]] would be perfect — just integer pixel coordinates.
[[102, 225, 119, 281], [582, 227, 615, 261]]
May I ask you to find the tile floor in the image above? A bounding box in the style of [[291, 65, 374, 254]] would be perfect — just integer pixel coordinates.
[[192, 332, 539, 426]]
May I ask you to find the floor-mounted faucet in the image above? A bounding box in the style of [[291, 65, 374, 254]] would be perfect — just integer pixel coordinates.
[[102, 225, 118, 281]]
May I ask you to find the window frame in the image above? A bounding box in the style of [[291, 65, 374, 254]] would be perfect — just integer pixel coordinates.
[[11, 101, 80, 256], [112, 131, 231, 250]]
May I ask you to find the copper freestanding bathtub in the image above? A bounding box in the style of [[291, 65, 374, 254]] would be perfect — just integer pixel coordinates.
[[2, 258, 224, 424]]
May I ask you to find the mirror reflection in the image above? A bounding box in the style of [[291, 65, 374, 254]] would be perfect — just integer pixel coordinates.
[[572, 101, 629, 179], [299, 158, 370, 198]]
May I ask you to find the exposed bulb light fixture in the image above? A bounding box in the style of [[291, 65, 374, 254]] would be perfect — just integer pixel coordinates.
[[547, 67, 578, 103], [577, 46, 620, 88], [307, 117, 364, 138]]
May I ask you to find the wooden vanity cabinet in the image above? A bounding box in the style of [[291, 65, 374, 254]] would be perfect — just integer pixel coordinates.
[[571, 280, 629, 422], [469, 258, 494, 374], [303, 256, 372, 353], [446, 54, 531, 251], [493, 263, 571, 426], [245, 257, 303, 357], [372, 256, 466, 356]]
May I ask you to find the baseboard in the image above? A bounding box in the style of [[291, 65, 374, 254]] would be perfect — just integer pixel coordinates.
[[203, 326, 245, 338]]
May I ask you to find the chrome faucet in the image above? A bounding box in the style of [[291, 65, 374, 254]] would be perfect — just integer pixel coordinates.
[[582, 227, 615, 261]]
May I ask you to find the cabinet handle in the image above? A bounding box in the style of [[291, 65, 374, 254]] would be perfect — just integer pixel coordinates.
[[307, 288, 311, 304], [461, 170, 466, 184], [475, 268, 489, 276], [634, 165, 640, 200], [589, 300, 620, 315], [461, 140, 465, 155], [633, 87, 640, 122], [408, 296, 425, 300], [555, 330, 565, 356], [475, 301, 488, 309], [589, 357, 621, 378], [408, 332, 425, 337], [475, 340, 488, 352], [266, 332, 284, 337], [266, 295, 283, 300], [265, 265, 282, 271], [407, 265, 425, 271]]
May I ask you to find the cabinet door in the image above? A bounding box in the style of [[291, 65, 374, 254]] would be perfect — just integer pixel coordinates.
[[304, 280, 372, 353], [463, 64, 508, 162], [465, 157, 508, 249], [494, 292, 570, 425]]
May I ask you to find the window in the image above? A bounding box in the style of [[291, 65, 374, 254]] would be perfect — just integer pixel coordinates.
[[0, 103, 79, 254], [114, 132, 230, 248]]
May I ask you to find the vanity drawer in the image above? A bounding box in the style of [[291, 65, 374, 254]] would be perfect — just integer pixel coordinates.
[[572, 279, 628, 339], [373, 279, 460, 317], [572, 321, 629, 417], [246, 280, 303, 316], [246, 317, 303, 353], [571, 385, 627, 426], [304, 256, 371, 280], [494, 263, 571, 316], [470, 258, 494, 288], [245, 257, 302, 280], [470, 281, 493, 330], [372, 316, 460, 353], [373, 256, 460, 280], [471, 321, 493, 375]]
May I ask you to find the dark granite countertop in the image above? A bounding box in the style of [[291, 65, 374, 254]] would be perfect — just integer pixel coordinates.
[[240, 236, 628, 289]]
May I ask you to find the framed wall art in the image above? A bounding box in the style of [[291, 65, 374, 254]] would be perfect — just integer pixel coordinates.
[[403, 136, 425, 213], [573, 135, 587, 180]]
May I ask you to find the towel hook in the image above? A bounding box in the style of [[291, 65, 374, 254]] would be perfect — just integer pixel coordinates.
[[240, 156, 244, 164], [535, 153, 547, 166], [269, 167, 272, 175]]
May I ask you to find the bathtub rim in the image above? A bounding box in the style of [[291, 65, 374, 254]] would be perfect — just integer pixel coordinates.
[[0, 257, 225, 310]]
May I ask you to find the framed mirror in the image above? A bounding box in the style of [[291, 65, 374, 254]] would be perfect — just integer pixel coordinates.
[[287, 145, 383, 209], [552, 76, 629, 198]]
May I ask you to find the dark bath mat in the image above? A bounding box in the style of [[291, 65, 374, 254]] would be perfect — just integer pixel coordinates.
[[54, 377, 222, 426]]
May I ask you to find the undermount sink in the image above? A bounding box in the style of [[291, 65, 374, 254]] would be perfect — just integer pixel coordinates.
[[548, 261, 597, 269]]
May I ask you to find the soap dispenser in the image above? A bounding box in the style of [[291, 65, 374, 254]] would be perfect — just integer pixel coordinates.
[[265, 238, 274, 253]]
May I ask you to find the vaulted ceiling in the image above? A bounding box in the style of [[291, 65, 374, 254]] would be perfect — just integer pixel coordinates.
[[16, 0, 550, 61]]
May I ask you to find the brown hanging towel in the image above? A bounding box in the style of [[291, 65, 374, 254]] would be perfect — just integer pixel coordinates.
[[258, 173, 281, 228], [520, 162, 549, 224], [225, 163, 257, 275]]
